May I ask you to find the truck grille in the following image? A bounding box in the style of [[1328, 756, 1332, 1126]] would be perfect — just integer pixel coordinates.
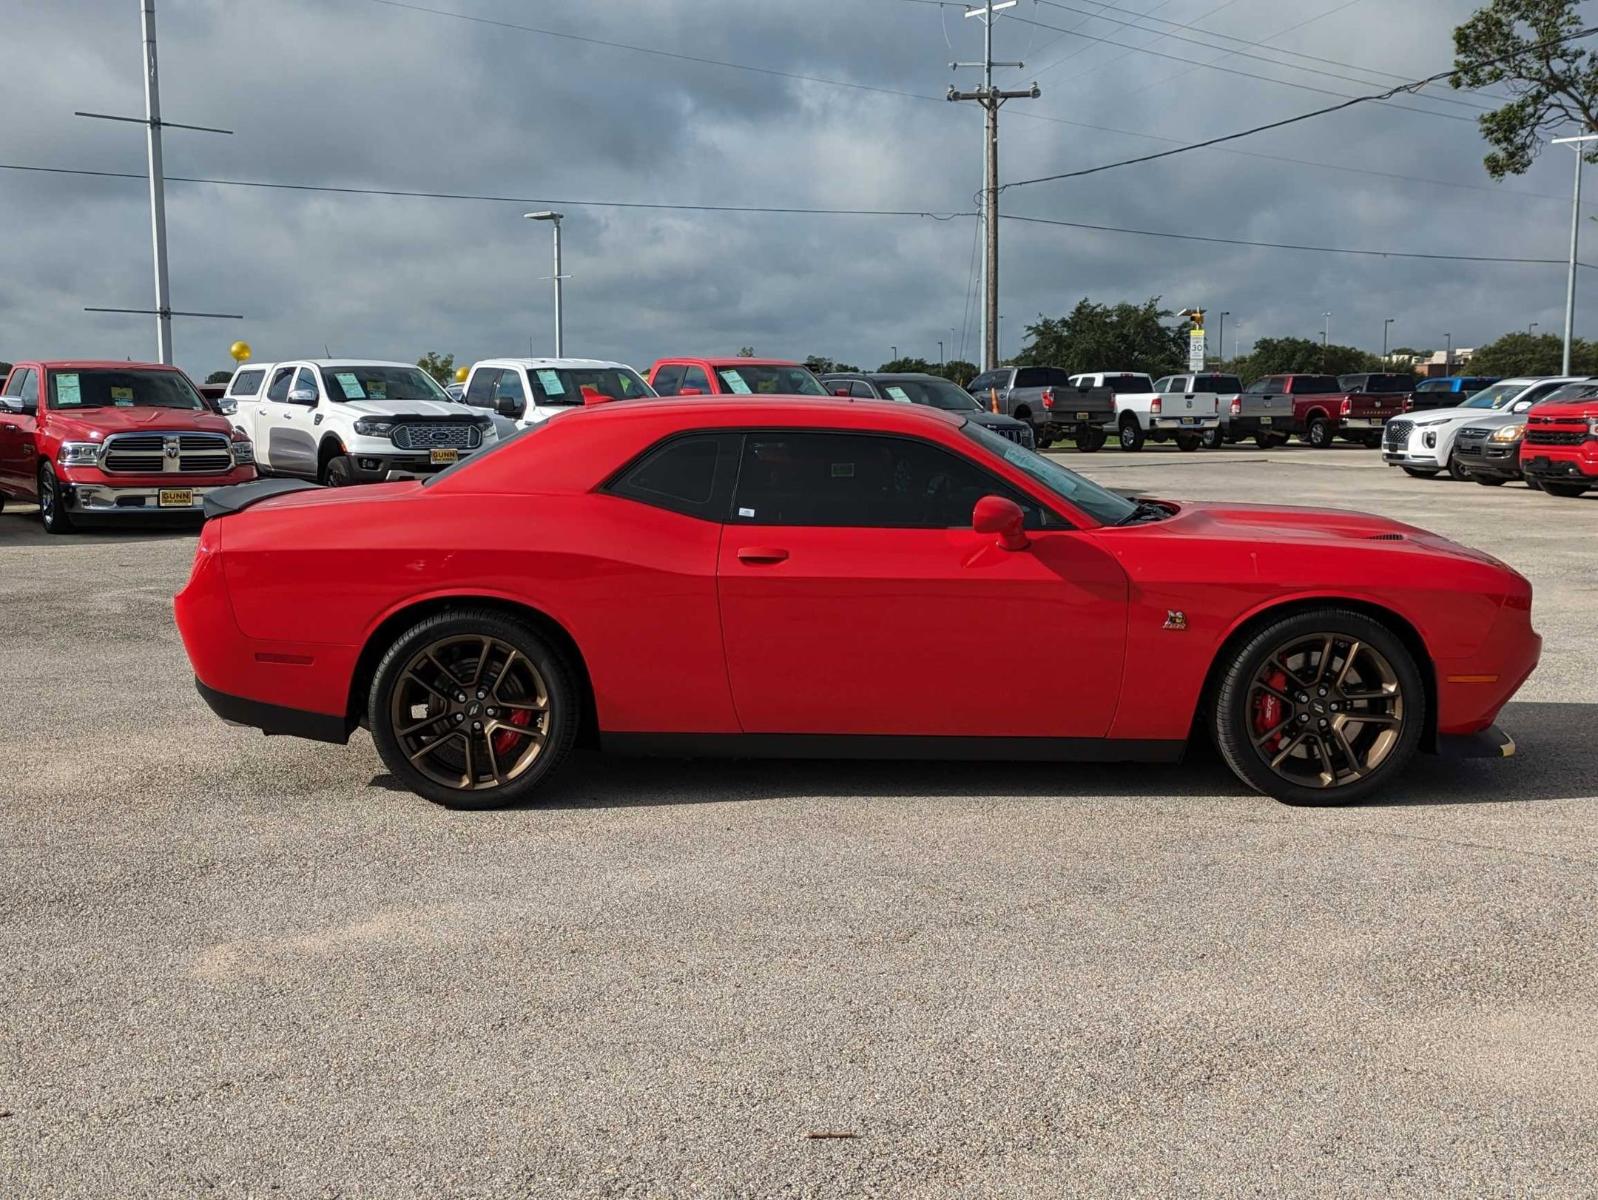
[[392, 423, 481, 451], [994, 423, 1035, 449], [1525, 429, 1585, 447], [1383, 419, 1413, 449], [101, 431, 234, 475]]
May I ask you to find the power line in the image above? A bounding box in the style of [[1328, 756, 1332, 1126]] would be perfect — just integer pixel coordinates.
[[1000, 24, 1598, 192]]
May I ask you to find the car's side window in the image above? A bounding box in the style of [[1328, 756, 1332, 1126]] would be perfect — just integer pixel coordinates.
[[1153, 377, 1171, 392], [850, 381, 877, 399], [465, 369, 497, 407], [293, 368, 320, 399], [266, 367, 296, 402], [495, 370, 526, 403], [605, 432, 740, 520], [680, 365, 711, 393], [16, 369, 39, 404], [653, 364, 686, 396], [730, 431, 1044, 530], [229, 368, 264, 398]]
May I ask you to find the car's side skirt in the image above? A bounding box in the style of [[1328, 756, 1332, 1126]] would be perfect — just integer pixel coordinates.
[[602, 733, 1186, 763]]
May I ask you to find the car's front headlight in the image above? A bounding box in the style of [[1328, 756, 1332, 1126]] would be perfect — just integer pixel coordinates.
[[353, 418, 395, 437], [57, 441, 102, 467], [1489, 425, 1525, 444], [1588, 416, 1598, 438], [230, 437, 255, 464]]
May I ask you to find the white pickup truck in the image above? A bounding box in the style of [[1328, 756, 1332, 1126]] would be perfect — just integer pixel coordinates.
[[1069, 371, 1213, 452], [459, 357, 655, 428], [226, 359, 498, 485]]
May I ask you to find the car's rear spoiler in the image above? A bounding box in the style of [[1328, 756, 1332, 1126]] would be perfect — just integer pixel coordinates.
[[203, 478, 323, 519]]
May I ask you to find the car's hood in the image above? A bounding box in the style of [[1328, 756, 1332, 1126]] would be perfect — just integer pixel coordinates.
[[48, 407, 234, 437], [1148, 500, 1504, 565], [1453, 410, 1526, 429], [967, 410, 1025, 428], [333, 398, 466, 419], [1403, 404, 1502, 425]]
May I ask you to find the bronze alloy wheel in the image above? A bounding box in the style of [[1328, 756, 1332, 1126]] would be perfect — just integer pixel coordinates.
[[1246, 633, 1405, 791], [387, 633, 552, 793]]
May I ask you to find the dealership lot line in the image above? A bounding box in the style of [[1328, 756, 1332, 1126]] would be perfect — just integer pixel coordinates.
[[1, 446, 1595, 1197]]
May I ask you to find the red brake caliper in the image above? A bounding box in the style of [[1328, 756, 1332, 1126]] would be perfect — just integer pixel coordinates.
[[1254, 669, 1290, 752], [492, 709, 533, 758]]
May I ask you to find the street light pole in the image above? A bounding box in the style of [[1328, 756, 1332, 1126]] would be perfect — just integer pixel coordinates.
[[938, 339, 944, 365], [891, 345, 899, 362], [1322, 311, 1331, 369], [1444, 331, 1453, 375], [1217, 311, 1229, 365], [1529, 321, 1539, 335], [523, 211, 565, 356], [1552, 133, 1597, 375], [1383, 317, 1394, 362]]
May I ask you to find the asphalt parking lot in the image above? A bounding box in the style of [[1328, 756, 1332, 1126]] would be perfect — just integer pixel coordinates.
[[2, 445, 1595, 1197]]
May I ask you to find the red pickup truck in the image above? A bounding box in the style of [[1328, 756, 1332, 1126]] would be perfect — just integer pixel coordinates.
[[1519, 392, 1598, 498], [0, 360, 256, 533], [1247, 374, 1407, 448], [647, 357, 829, 397]]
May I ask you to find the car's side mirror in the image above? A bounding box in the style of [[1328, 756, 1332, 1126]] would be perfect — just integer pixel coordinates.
[[973, 494, 1028, 551], [678, 386, 704, 397], [496, 395, 526, 418], [287, 387, 317, 405]]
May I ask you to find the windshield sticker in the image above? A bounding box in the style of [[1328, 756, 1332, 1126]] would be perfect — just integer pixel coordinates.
[[334, 372, 366, 400], [536, 370, 566, 396], [55, 373, 82, 405], [367, 379, 388, 399], [883, 385, 912, 403], [111, 386, 135, 407], [737, 506, 755, 518], [722, 370, 752, 395]]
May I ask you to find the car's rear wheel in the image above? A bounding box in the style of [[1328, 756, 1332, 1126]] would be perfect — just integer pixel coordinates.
[[1118, 416, 1144, 452], [368, 610, 578, 809], [37, 464, 75, 534], [1076, 428, 1106, 453], [1541, 481, 1590, 498], [1305, 418, 1333, 449], [1175, 433, 1202, 452], [1201, 427, 1223, 449], [1212, 609, 1424, 806], [1401, 467, 1438, 479], [1253, 432, 1283, 449]]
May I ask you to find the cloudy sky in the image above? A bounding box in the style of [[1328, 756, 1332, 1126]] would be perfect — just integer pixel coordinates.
[[2, 0, 1595, 379]]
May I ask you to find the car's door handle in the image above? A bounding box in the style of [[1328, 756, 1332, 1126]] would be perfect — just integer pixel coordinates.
[[1, 422, 16, 431], [737, 546, 789, 564]]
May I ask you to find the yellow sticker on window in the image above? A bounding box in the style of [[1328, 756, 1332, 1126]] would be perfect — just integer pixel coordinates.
[[111, 386, 135, 406]]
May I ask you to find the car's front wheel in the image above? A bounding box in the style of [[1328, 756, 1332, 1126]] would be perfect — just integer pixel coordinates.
[[37, 464, 75, 534], [368, 609, 578, 809], [1305, 418, 1333, 448], [1212, 609, 1424, 806], [1118, 416, 1144, 452], [321, 453, 356, 487], [1445, 451, 1473, 482]]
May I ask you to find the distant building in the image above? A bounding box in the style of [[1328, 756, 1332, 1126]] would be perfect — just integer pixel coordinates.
[[1412, 347, 1474, 378]]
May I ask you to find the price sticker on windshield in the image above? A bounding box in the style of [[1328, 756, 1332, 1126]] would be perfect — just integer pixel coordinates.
[[536, 370, 566, 396], [334, 372, 366, 399], [111, 386, 135, 406], [56, 373, 82, 406], [883, 386, 912, 403], [722, 370, 752, 395]]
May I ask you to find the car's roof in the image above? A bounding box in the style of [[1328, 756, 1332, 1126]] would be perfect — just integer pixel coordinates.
[[276, 359, 419, 369], [474, 357, 635, 371], [822, 371, 947, 383], [582, 395, 962, 429], [654, 357, 803, 368], [26, 360, 183, 371]]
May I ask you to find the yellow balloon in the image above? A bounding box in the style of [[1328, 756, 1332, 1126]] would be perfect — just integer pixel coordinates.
[[230, 341, 252, 363], [454, 366, 469, 383]]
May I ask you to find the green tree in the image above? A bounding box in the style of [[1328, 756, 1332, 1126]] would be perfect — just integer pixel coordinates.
[[1015, 297, 1188, 376], [0, 361, 13, 380], [416, 351, 455, 385], [1470, 329, 1598, 373], [204, 369, 232, 384], [934, 359, 979, 387], [1451, 0, 1598, 178], [736, 346, 755, 358], [803, 354, 859, 374], [876, 356, 938, 373], [1231, 336, 1380, 379]]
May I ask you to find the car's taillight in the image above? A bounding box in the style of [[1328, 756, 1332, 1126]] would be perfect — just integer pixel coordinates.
[[1229, 397, 1241, 416], [1339, 397, 1352, 416], [1150, 396, 1162, 415], [1041, 387, 1054, 410]]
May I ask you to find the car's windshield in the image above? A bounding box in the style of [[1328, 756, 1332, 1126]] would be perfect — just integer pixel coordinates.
[[961, 421, 1138, 526], [1536, 382, 1598, 405], [47, 368, 203, 411], [320, 365, 448, 403], [527, 366, 654, 406], [1461, 381, 1527, 409], [878, 377, 981, 411], [714, 364, 827, 396]]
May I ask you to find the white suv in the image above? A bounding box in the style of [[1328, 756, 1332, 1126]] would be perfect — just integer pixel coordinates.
[[1382, 376, 1586, 480], [459, 358, 655, 428], [229, 359, 497, 485]]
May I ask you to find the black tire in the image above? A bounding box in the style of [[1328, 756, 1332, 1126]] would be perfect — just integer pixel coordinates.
[[1473, 475, 1507, 487], [1035, 435, 1054, 450], [321, 453, 356, 487], [1201, 427, 1224, 450], [37, 464, 75, 534], [1075, 428, 1106, 453], [1305, 418, 1333, 449], [1444, 451, 1472, 482], [368, 609, 579, 809], [1541, 481, 1590, 498], [1118, 416, 1144, 452], [1175, 433, 1202, 452], [1401, 467, 1438, 479], [1362, 435, 1382, 449], [1253, 432, 1284, 450], [1212, 608, 1425, 807]]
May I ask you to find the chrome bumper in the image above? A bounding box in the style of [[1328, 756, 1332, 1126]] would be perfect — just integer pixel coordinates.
[[67, 483, 220, 513]]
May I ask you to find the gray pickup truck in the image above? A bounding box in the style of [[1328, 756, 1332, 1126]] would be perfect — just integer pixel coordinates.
[[1226, 377, 1296, 447], [966, 365, 1114, 451]]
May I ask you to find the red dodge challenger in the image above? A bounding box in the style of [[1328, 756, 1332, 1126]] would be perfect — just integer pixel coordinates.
[[175, 397, 1539, 809]]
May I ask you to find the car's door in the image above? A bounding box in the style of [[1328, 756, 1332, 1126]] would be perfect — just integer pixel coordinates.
[[679, 364, 712, 396], [492, 368, 529, 421], [652, 364, 687, 396], [257, 365, 319, 475], [716, 429, 1128, 738], [0, 367, 40, 496]]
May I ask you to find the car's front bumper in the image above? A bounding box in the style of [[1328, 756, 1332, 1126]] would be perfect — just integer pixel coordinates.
[[1455, 436, 1524, 480], [1520, 443, 1598, 483], [341, 449, 483, 481]]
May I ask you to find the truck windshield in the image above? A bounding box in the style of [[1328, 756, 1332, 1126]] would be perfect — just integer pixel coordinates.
[[320, 366, 448, 402], [960, 421, 1138, 526], [878, 377, 981, 411], [47, 369, 203, 411], [714, 364, 827, 396], [526, 366, 654, 406]]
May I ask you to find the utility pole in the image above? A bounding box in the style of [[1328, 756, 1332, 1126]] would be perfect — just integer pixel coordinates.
[[1322, 311, 1332, 369], [77, 0, 239, 363], [948, 1, 1038, 373], [1552, 133, 1596, 375]]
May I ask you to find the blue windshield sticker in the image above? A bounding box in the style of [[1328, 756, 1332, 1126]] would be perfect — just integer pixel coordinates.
[[334, 372, 365, 399], [56, 374, 81, 405]]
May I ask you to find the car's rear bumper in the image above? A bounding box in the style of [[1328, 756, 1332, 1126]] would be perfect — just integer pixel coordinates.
[[195, 678, 353, 743], [1228, 415, 1291, 437], [1436, 724, 1516, 759]]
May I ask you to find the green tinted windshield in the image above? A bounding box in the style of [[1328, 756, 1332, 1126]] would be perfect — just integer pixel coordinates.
[[960, 421, 1137, 525]]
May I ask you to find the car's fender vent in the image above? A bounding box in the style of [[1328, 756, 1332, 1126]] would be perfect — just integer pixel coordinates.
[[1366, 532, 1405, 541]]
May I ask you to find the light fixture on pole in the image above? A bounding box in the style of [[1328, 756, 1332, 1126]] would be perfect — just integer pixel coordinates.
[[1551, 133, 1597, 375], [523, 211, 566, 357], [1383, 317, 1395, 362]]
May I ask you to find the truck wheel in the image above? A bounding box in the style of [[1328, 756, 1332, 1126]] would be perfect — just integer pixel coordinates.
[[37, 464, 75, 534], [1075, 429, 1106, 453], [1175, 434, 1202, 452], [1541, 482, 1590, 498], [1362, 435, 1382, 449], [1401, 467, 1438, 479], [1253, 433, 1282, 450], [321, 454, 357, 487], [1305, 418, 1333, 449], [1117, 416, 1144, 452], [1201, 427, 1223, 449]]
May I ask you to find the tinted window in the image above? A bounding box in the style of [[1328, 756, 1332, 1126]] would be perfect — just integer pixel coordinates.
[[850, 381, 877, 399], [525, 366, 651, 405], [16, 369, 39, 404], [266, 367, 295, 402], [228, 368, 265, 397], [293, 368, 320, 398], [1244, 378, 1272, 393], [876, 377, 981, 411], [1, 369, 22, 397], [1194, 374, 1242, 392], [652, 364, 686, 396], [731, 431, 1037, 529], [47, 368, 200, 411], [495, 370, 526, 403], [1014, 367, 1048, 388], [1290, 376, 1340, 394], [465, 368, 497, 407], [968, 372, 1000, 394], [681, 365, 711, 393], [1415, 379, 1451, 392], [714, 364, 827, 396], [1105, 374, 1155, 394], [607, 433, 737, 520]]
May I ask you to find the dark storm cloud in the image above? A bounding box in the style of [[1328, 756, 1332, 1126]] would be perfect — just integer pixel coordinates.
[[1, 0, 1592, 377]]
